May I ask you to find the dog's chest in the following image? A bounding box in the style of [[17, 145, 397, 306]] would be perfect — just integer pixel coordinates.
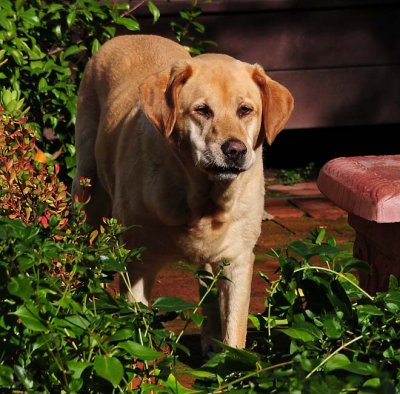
[[174, 214, 247, 263]]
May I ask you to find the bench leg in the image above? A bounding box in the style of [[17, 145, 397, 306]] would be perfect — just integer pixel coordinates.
[[349, 214, 400, 294]]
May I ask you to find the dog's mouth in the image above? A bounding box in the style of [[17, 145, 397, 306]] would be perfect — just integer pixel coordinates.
[[207, 165, 244, 181]]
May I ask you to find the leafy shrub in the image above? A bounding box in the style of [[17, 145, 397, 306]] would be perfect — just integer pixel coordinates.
[[0, 0, 147, 179], [278, 162, 316, 185], [171, 1, 216, 55], [0, 101, 214, 392], [194, 229, 400, 393], [0, 92, 69, 233]]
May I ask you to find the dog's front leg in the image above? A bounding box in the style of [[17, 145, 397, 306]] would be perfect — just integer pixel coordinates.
[[218, 253, 254, 348]]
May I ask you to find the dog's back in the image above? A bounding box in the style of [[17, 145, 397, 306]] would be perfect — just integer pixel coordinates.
[[72, 35, 190, 224]]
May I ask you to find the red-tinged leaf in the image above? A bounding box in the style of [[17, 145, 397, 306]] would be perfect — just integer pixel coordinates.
[[39, 216, 48, 228], [5, 158, 13, 171]]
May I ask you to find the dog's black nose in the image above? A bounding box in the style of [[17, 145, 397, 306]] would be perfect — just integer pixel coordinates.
[[221, 139, 247, 161]]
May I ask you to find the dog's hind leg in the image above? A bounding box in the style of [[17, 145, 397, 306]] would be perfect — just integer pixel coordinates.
[[72, 64, 111, 227], [123, 259, 160, 305]]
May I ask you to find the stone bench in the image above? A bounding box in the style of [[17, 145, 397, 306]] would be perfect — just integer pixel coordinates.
[[317, 155, 400, 294]]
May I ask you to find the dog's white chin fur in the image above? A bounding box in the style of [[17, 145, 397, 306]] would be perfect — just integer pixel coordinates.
[[207, 171, 240, 182]]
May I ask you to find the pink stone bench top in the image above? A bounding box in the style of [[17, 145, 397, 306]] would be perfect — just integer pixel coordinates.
[[317, 155, 400, 223]]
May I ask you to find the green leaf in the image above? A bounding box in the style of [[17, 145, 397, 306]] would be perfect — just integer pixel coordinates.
[[53, 25, 62, 39], [341, 258, 370, 273], [185, 369, 215, 379], [14, 365, 33, 390], [0, 365, 14, 386], [93, 355, 123, 388], [280, 327, 319, 342], [13, 304, 47, 332], [341, 361, 377, 376], [192, 21, 205, 34], [324, 354, 351, 372], [114, 16, 140, 31], [7, 275, 33, 300], [362, 377, 381, 388], [67, 10, 76, 27], [32, 334, 52, 352], [67, 360, 92, 379], [108, 329, 134, 342], [9, 48, 25, 66], [327, 235, 337, 247], [63, 315, 91, 330], [357, 304, 384, 318], [248, 314, 260, 330], [288, 241, 311, 258], [384, 290, 400, 312], [180, 10, 191, 21], [91, 38, 100, 55], [117, 341, 163, 361], [188, 311, 205, 326], [321, 314, 343, 339], [163, 373, 194, 393], [315, 228, 326, 245], [389, 274, 399, 290], [99, 254, 125, 271], [38, 77, 48, 92], [153, 296, 196, 312], [217, 341, 260, 366], [20, 8, 40, 26], [69, 378, 83, 392], [147, 1, 160, 23], [63, 44, 86, 59]]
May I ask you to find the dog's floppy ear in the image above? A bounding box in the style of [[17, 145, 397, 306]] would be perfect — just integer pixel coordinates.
[[252, 64, 294, 145], [139, 60, 192, 137]]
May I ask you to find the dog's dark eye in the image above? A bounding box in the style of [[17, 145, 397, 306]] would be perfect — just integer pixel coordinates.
[[238, 105, 253, 118], [194, 105, 213, 118]]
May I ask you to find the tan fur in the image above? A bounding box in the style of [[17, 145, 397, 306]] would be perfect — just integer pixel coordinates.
[[72, 35, 293, 353]]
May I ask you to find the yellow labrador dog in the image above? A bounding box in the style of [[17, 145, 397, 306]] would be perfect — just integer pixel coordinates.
[[72, 35, 293, 353]]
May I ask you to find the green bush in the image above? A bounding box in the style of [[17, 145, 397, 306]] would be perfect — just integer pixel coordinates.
[[0, 102, 215, 392], [0, 0, 147, 179], [194, 229, 400, 393]]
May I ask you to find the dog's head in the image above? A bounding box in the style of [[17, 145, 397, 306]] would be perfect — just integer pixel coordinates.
[[139, 54, 293, 181]]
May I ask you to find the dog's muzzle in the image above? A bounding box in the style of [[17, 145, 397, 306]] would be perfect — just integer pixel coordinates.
[[207, 138, 248, 181]]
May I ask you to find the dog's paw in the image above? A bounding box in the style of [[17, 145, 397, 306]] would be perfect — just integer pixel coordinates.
[[263, 210, 274, 221]]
